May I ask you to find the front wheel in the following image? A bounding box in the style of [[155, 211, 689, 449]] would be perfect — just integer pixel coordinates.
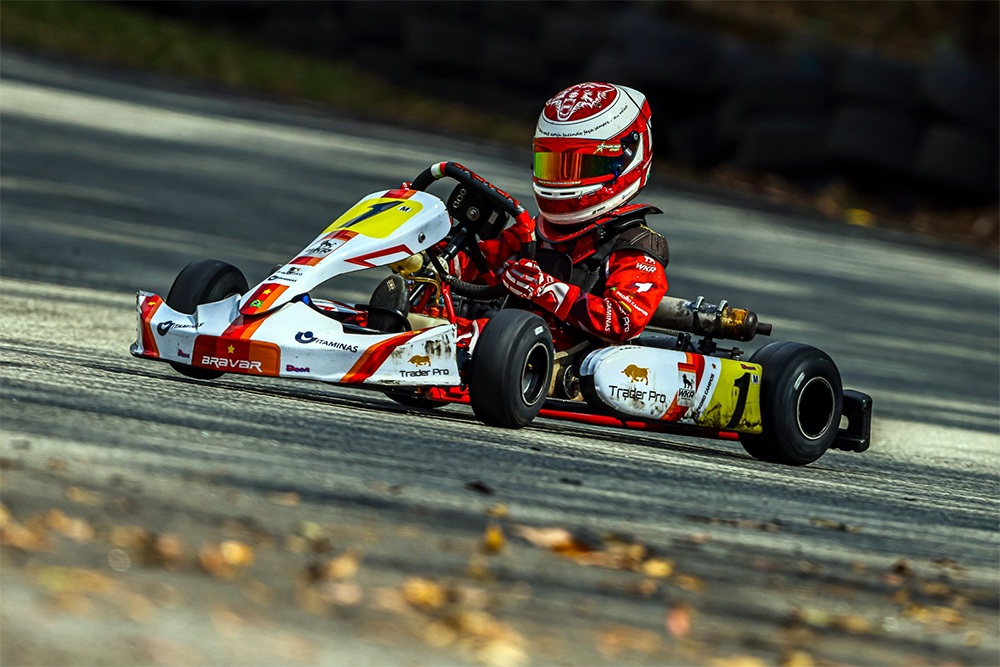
[[739, 342, 843, 466], [467, 310, 554, 428], [165, 259, 248, 380]]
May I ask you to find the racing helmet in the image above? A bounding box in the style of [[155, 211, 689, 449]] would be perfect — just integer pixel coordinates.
[[533, 82, 652, 226]]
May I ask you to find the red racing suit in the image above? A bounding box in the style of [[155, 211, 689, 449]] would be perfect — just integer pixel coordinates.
[[452, 203, 669, 350]]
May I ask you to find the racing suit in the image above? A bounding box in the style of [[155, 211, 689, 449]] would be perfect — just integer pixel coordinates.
[[453, 203, 669, 350]]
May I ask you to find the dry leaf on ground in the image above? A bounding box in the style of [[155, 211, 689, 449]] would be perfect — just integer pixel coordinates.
[[482, 523, 506, 554], [666, 604, 692, 638]]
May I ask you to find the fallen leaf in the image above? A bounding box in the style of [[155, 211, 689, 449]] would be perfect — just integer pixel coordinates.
[[464, 481, 494, 495], [110, 525, 149, 549], [403, 577, 447, 609], [781, 651, 815, 667], [482, 523, 506, 555], [373, 586, 410, 614], [636, 579, 658, 596], [486, 503, 509, 519], [0, 503, 12, 527], [268, 492, 301, 506], [325, 551, 360, 579], [674, 574, 705, 593], [666, 604, 692, 638], [319, 581, 362, 606], [0, 518, 48, 551], [686, 515, 777, 532], [46, 510, 94, 542], [810, 517, 860, 532], [423, 620, 458, 648], [595, 624, 662, 657], [297, 521, 324, 541], [64, 486, 102, 506], [200, 540, 254, 578], [642, 558, 674, 579], [891, 558, 912, 576], [47, 457, 69, 472], [512, 525, 572, 549]]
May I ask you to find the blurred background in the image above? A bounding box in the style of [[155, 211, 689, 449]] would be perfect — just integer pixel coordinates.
[[2, 0, 998, 245]]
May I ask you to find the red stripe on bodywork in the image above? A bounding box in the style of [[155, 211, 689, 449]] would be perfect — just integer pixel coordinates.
[[239, 283, 288, 315], [344, 244, 413, 269], [341, 330, 421, 384], [139, 296, 164, 357]]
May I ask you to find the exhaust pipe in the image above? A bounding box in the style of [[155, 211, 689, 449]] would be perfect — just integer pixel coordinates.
[[648, 296, 771, 342]]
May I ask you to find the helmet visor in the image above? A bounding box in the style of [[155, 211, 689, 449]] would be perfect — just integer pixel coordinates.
[[533, 134, 639, 185]]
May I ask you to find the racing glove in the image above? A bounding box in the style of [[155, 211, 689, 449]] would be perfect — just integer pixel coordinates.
[[501, 258, 574, 319]]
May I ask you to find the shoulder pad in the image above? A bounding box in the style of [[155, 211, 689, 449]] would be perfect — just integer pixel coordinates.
[[611, 225, 669, 267]]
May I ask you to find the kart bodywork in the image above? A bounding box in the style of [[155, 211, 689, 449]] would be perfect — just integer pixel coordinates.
[[132, 162, 872, 465]]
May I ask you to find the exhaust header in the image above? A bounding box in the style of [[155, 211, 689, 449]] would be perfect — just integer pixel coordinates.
[[648, 296, 772, 342]]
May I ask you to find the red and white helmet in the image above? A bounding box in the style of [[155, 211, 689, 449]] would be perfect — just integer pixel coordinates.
[[533, 82, 652, 226]]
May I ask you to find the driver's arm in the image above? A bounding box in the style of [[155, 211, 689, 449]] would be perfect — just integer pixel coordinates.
[[503, 249, 667, 342], [449, 215, 535, 282]]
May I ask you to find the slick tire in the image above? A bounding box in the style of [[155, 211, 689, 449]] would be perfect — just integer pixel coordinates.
[[165, 259, 249, 380], [739, 342, 843, 466], [468, 309, 553, 429]]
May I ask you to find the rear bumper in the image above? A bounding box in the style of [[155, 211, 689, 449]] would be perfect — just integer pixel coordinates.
[[831, 389, 873, 452]]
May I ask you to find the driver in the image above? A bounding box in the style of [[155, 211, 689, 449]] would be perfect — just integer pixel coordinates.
[[456, 82, 668, 348]]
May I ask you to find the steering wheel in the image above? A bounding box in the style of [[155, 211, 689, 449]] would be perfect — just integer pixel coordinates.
[[410, 162, 535, 300]]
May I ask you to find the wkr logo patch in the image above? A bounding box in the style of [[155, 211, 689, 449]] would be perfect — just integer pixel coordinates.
[[192, 336, 280, 375]]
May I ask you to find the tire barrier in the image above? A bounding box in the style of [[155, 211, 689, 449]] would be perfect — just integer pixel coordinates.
[[131, 2, 998, 207]]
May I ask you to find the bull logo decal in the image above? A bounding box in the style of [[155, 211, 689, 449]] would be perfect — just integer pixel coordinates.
[[409, 354, 431, 367], [622, 364, 649, 384]]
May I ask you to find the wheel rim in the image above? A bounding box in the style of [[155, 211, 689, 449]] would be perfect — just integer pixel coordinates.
[[796, 376, 836, 440], [520, 342, 549, 406]]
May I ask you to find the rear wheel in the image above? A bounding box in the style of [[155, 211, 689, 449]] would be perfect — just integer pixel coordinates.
[[739, 342, 843, 465], [165, 259, 248, 380], [468, 310, 554, 428]]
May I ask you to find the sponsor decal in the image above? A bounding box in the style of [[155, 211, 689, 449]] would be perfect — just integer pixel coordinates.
[[285, 364, 310, 373], [156, 320, 202, 336], [249, 299, 264, 308], [751, 374, 760, 385], [544, 83, 617, 122], [677, 370, 697, 407], [635, 263, 657, 273], [191, 336, 280, 375], [177, 349, 190, 359], [400, 368, 450, 378], [294, 331, 359, 353], [201, 356, 262, 372], [304, 238, 341, 257], [632, 282, 653, 293], [267, 266, 302, 283], [593, 142, 622, 154], [694, 372, 716, 415], [606, 385, 671, 404], [622, 364, 649, 384], [409, 354, 431, 367], [741, 363, 757, 371]]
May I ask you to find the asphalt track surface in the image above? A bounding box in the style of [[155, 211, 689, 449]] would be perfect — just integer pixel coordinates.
[[1, 50, 998, 666]]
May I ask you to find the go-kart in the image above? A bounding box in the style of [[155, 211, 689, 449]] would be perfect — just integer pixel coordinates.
[[131, 162, 872, 465]]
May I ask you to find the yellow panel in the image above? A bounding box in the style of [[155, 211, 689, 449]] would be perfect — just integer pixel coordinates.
[[322, 198, 423, 238], [695, 359, 763, 433]]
